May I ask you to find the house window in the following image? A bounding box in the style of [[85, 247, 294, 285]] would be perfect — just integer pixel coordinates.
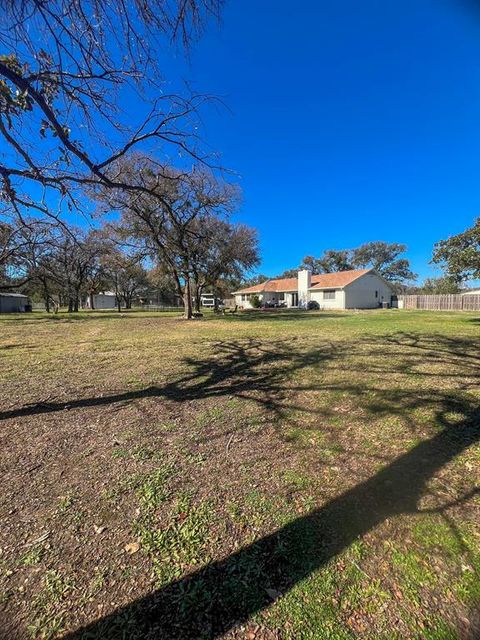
[[241, 294, 246, 302], [323, 290, 336, 300], [278, 292, 285, 300], [375, 290, 378, 298]]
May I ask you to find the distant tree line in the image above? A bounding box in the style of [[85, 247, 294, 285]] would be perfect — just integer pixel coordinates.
[[0, 1, 265, 319], [0, 166, 259, 314]]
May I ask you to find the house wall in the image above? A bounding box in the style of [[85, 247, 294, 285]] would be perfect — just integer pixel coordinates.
[[0, 296, 28, 313], [309, 289, 346, 309], [235, 291, 294, 309], [235, 293, 258, 309], [344, 273, 393, 309]]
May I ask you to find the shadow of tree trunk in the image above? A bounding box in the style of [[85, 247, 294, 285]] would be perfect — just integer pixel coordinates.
[[64, 404, 480, 639]]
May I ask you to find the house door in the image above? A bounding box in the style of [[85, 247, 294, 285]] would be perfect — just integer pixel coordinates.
[[291, 293, 298, 307]]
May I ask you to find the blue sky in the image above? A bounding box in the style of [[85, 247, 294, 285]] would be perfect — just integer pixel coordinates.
[[162, 0, 480, 282]]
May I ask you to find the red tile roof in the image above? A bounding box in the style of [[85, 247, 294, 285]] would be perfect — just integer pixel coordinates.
[[233, 269, 371, 294], [309, 269, 371, 289]]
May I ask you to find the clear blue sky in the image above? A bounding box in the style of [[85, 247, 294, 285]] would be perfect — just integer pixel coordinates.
[[164, 0, 480, 282]]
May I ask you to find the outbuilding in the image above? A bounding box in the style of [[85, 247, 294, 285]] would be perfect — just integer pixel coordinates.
[[85, 292, 119, 310], [0, 292, 30, 313]]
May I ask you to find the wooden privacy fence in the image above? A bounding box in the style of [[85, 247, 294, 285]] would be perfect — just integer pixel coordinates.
[[398, 294, 480, 311]]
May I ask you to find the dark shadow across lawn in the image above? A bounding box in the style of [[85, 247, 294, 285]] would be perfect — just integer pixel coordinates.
[[1, 332, 478, 424], [3, 332, 477, 639], [222, 309, 351, 322], [0, 337, 336, 420], [0, 309, 348, 324], [0, 310, 184, 323], [63, 402, 480, 639]]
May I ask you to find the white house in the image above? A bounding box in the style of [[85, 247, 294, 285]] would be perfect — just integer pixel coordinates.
[[232, 269, 394, 310], [0, 292, 30, 313]]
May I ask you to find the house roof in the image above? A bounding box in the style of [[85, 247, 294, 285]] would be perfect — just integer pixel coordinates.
[[233, 277, 299, 294], [309, 269, 371, 289], [233, 269, 372, 295]]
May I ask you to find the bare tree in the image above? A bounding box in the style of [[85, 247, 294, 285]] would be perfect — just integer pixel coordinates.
[[0, 219, 30, 287], [188, 216, 259, 312], [97, 157, 239, 318], [147, 265, 182, 306], [0, 1, 222, 233], [0, 216, 56, 290], [101, 247, 149, 311], [35, 228, 103, 311]]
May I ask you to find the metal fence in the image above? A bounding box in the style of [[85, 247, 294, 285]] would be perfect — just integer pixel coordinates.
[[398, 294, 480, 311]]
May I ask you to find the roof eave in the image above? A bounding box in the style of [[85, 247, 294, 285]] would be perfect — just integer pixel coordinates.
[[309, 285, 344, 290]]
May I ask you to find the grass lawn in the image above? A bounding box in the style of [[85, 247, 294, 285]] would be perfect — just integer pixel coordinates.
[[0, 308, 479, 639]]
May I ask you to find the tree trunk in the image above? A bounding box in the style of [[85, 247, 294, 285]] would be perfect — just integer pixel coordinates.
[[74, 298, 79, 312], [183, 278, 193, 319], [89, 291, 95, 310], [68, 298, 73, 313], [43, 281, 50, 313], [193, 286, 201, 314]]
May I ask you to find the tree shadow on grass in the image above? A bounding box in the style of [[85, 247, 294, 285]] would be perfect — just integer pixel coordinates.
[[1, 332, 478, 426], [63, 402, 480, 639], [0, 310, 183, 323], [2, 332, 480, 638], [0, 309, 348, 324], [51, 333, 480, 639], [222, 309, 350, 322], [0, 337, 339, 421]]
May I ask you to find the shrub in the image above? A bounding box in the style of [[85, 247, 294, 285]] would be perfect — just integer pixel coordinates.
[[307, 300, 320, 310], [250, 295, 262, 308]]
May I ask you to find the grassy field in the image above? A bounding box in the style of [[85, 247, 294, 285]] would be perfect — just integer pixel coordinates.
[[0, 308, 479, 640]]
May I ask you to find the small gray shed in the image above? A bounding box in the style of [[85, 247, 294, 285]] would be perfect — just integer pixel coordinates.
[[85, 292, 119, 310], [0, 292, 29, 313]]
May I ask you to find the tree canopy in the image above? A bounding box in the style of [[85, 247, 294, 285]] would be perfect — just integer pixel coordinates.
[[0, 0, 222, 224], [94, 157, 256, 317], [280, 241, 416, 284], [432, 218, 480, 283], [419, 276, 460, 295], [300, 250, 354, 274]]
